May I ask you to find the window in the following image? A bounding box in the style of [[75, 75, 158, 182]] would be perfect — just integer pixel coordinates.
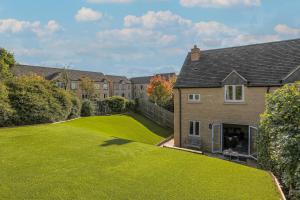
[[122, 93, 125, 97], [94, 83, 100, 90], [225, 85, 244, 102], [140, 85, 144, 90], [56, 82, 65, 89], [104, 94, 107, 99], [103, 83, 108, 90], [71, 82, 77, 90], [188, 94, 200, 102], [189, 121, 200, 136]]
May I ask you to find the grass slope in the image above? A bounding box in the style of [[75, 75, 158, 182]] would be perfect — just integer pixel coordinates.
[[0, 114, 280, 200]]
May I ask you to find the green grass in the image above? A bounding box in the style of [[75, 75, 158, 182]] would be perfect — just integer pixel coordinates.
[[0, 113, 280, 200]]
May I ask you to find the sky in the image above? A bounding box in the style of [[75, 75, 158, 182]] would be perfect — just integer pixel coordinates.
[[0, 0, 300, 77]]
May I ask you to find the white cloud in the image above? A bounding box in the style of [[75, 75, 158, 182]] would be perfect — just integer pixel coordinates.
[[75, 7, 103, 22], [86, 0, 133, 3], [0, 19, 39, 33], [97, 28, 176, 46], [0, 18, 61, 37], [274, 24, 300, 36], [180, 0, 261, 8], [32, 20, 61, 37], [124, 11, 192, 29]]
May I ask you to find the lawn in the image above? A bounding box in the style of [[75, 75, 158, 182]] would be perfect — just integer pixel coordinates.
[[0, 113, 280, 200]]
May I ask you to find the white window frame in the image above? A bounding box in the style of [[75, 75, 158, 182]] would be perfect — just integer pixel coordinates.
[[189, 121, 200, 137], [71, 82, 77, 90], [188, 94, 201, 102], [224, 85, 245, 102], [103, 83, 108, 90]]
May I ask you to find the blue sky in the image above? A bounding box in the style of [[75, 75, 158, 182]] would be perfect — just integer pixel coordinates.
[[0, 0, 300, 77]]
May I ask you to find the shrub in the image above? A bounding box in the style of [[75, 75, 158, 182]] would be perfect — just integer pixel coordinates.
[[81, 100, 94, 117], [52, 88, 72, 120], [125, 99, 135, 111], [258, 83, 300, 199], [7, 75, 73, 125], [69, 94, 81, 119], [0, 82, 14, 126], [104, 96, 126, 113]]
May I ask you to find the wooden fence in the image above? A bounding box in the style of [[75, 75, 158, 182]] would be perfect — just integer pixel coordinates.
[[137, 99, 174, 129]]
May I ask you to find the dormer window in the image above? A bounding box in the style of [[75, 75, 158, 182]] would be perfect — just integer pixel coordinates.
[[225, 85, 244, 102]]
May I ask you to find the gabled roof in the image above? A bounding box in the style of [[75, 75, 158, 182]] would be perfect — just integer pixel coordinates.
[[175, 39, 300, 88], [106, 75, 131, 84], [130, 73, 176, 84], [12, 64, 106, 81]]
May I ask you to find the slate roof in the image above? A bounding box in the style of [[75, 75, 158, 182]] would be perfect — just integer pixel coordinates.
[[12, 64, 106, 81], [106, 75, 131, 84], [175, 39, 300, 88], [130, 73, 176, 84]]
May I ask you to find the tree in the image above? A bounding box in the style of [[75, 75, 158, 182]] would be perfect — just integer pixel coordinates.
[[0, 48, 15, 80], [61, 66, 71, 91], [258, 82, 300, 199], [147, 75, 176, 110], [80, 77, 95, 99]]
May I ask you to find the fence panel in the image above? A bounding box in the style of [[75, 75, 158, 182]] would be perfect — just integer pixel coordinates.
[[137, 99, 174, 129]]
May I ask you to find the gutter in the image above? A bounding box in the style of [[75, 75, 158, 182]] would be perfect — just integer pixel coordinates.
[[179, 88, 182, 147]]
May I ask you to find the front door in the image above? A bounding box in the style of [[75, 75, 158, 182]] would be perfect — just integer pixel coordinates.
[[212, 123, 222, 153]]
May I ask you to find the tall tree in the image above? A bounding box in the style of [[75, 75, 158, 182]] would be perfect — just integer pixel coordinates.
[[61, 66, 71, 91], [0, 48, 15, 80], [80, 76, 95, 99]]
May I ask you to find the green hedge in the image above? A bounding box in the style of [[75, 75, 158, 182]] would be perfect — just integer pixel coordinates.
[[69, 94, 82, 119], [258, 83, 300, 200], [0, 82, 14, 126], [7, 75, 77, 125], [81, 100, 94, 117], [96, 96, 135, 114]]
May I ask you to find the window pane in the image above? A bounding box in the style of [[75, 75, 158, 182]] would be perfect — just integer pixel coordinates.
[[195, 94, 200, 101], [226, 86, 233, 100], [236, 86, 243, 100], [189, 121, 194, 135], [195, 122, 200, 135], [189, 94, 194, 100]]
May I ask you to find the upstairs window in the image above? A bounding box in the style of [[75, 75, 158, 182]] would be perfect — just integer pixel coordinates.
[[188, 94, 200, 102], [225, 85, 244, 102], [189, 121, 200, 136], [103, 83, 108, 90], [71, 82, 77, 90]]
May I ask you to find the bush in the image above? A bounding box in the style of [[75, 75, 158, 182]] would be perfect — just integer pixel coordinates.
[[81, 100, 94, 117], [104, 96, 127, 113], [69, 94, 81, 119], [52, 88, 72, 120], [125, 99, 135, 111], [0, 82, 14, 126], [258, 83, 300, 199], [7, 75, 73, 125]]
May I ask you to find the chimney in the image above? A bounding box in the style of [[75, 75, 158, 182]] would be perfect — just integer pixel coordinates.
[[191, 45, 200, 61]]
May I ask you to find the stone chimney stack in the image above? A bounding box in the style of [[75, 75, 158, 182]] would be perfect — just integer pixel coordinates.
[[191, 45, 201, 61]]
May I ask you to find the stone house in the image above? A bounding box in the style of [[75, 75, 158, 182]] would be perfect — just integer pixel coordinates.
[[106, 75, 132, 99], [12, 64, 110, 100], [174, 39, 300, 159]]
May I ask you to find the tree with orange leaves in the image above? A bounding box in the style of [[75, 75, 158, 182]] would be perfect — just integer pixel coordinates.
[[147, 75, 176, 110]]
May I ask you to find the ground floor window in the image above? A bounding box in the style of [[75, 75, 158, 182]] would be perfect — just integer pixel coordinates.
[[189, 121, 200, 136]]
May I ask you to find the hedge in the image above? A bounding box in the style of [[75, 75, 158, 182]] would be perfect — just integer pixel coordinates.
[[258, 83, 300, 200], [0, 82, 14, 126], [81, 100, 94, 117], [7, 75, 75, 125]]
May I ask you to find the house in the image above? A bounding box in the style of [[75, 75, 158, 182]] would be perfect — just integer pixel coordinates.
[[106, 75, 132, 99], [130, 73, 176, 100], [174, 39, 300, 159], [12, 64, 110, 100]]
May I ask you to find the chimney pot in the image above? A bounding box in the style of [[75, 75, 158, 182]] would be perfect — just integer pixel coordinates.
[[191, 45, 200, 62]]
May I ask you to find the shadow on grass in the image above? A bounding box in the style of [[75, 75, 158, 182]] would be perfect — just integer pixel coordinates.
[[124, 112, 173, 138], [100, 138, 132, 147]]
